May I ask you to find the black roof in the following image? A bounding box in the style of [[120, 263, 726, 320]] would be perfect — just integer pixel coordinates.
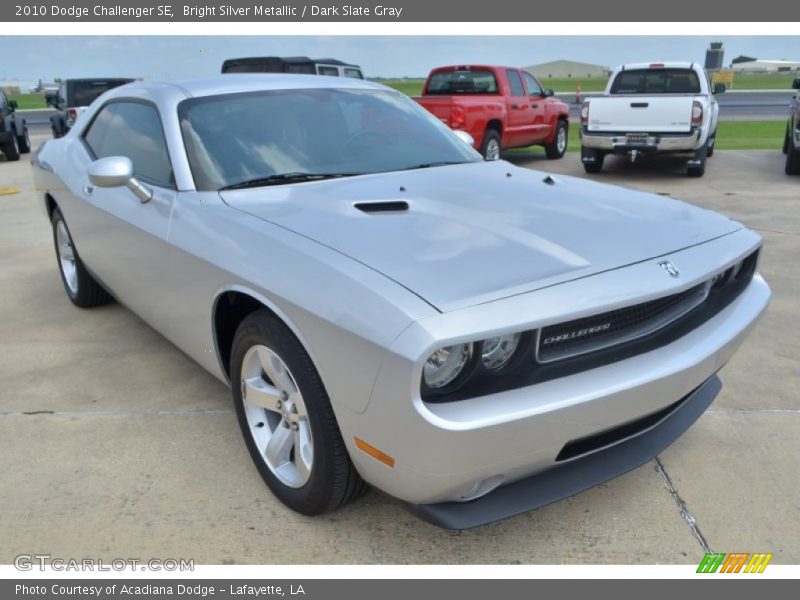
[[223, 56, 360, 68]]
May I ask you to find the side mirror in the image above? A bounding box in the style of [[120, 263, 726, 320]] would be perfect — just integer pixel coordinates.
[[543, 88, 555, 97], [88, 156, 152, 203], [713, 83, 726, 94], [8, 99, 18, 110], [792, 78, 800, 90], [453, 129, 475, 147]]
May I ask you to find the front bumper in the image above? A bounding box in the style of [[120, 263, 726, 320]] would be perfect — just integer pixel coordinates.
[[408, 374, 721, 529], [336, 230, 769, 520], [580, 128, 701, 153]]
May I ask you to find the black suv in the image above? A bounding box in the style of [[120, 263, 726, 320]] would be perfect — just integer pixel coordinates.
[[784, 77, 800, 175], [0, 89, 29, 161], [47, 78, 134, 138]]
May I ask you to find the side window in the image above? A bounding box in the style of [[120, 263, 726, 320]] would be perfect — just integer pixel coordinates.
[[317, 65, 340, 77], [524, 72, 544, 97], [83, 102, 174, 188], [506, 70, 525, 97]]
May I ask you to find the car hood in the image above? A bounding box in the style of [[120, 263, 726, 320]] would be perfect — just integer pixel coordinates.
[[220, 161, 740, 312]]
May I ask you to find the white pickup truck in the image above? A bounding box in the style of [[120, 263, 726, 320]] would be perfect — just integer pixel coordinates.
[[580, 62, 725, 177]]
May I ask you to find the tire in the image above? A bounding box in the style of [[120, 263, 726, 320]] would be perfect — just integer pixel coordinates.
[[783, 125, 790, 154], [544, 120, 568, 159], [706, 130, 716, 158], [50, 207, 113, 308], [231, 310, 366, 515], [581, 147, 604, 173], [17, 128, 31, 154], [687, 142, 708, 177], [51, 123, 61, 139], [786, 136, 800, 175], [2, 132, 20, 161], [479, 129, 502, 161]]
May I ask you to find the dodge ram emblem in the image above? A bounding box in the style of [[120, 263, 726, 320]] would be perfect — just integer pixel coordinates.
[[659, 261, 680, 278]]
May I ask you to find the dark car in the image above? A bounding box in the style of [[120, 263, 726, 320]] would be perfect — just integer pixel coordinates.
[[47, 78, 134, 138], [784, 77, 800, 175], [221, 56, 364, 79], [0, 88, 29, 161]]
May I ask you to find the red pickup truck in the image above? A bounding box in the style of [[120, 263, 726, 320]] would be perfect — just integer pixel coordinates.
[[415, 65, 570, 160]]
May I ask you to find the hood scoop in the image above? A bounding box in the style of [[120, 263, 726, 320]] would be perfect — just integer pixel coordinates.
[[354, 201, 409, 213]]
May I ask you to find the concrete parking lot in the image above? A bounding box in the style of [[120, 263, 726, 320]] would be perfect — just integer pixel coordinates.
[[1, 135, 798, 565]]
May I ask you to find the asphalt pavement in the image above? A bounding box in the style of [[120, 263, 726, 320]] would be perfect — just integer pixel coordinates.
[[0, 134, 798, 565]]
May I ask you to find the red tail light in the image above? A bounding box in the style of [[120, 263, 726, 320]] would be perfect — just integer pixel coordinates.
[[450, 105, 466, 130], [691, 101, 703, 126], [67, 108, 78, 121], [580, 101, 590, 125], [649, 63, 665, 69]]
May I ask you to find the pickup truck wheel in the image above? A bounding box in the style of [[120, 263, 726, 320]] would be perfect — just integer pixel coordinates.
[[581, 147, 604, 173], [687, 142, 708, 177], [51, 207, 113, 308], [480, 130, 502, 160], [783, 125, 791, 155], [17, 129, 31, 154], [786, 137, 800, 175], [231, 310, 366, 515], [2, 132, 20, 161], [544, 120, 568, 159], [706, 131, 716, 158]]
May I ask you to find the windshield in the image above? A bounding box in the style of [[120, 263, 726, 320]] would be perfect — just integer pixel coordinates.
[[70, 81, 130, 107], [179, 88, 481, 191], [426, 70, 499, 95], [610, 69, 701, 94]]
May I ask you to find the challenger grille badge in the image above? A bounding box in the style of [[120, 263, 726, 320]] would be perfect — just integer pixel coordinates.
[[658, 261, 680, 278]]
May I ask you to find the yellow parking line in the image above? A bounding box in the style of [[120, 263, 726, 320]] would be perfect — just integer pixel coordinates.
[[0, 187, 20, 196]]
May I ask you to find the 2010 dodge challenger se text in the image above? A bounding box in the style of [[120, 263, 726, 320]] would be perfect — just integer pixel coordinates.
[[32, 76, 770, 529]]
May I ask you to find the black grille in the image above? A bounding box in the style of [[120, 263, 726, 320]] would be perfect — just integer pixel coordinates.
[[537, 283, 708, 363]]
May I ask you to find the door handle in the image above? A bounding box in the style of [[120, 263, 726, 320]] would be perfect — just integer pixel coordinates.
[[531, 103, 539, 108], [82, 185, 94, 197], [511, 103, 520, 109]]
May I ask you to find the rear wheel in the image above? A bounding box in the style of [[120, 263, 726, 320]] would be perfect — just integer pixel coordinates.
[[783, 124, 790, 154], [480, 129, 502, 161], [51, 207, 113, 308], [231, 310, 366, 515], [706, 130, 716, 157], [687, 142, 708, 177], [2, 132, 20, 161], [17, 128, 31, 154], [544, 120, 568, 159], [786, 135, 800, 175], [581, 147, 604, 173]]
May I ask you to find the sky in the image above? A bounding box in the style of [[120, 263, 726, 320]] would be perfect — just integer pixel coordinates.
[[1, 35, 799, 86]]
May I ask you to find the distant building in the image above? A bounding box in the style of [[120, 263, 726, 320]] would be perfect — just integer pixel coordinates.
[[731, 60, 800, 73], [524, 60, 610, 80]]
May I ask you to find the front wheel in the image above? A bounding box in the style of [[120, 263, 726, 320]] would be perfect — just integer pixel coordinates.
[[231, 310, 366, 515], [480, 129, 502, 161], [544, 120, 568, 159]]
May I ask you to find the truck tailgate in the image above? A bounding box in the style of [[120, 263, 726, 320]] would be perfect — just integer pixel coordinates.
[[415, 96, 453, 124], [587, 96, 694, 133]]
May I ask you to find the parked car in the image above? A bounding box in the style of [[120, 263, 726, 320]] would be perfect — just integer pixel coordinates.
[[783, 77, 800, 175], [47, 78, 134, 138], [222, 56, 364, 79], [32, 75, 770, 529], [580, 62, 724, 177], [0, 89, 30, 161], [415, 65, 570, 160]]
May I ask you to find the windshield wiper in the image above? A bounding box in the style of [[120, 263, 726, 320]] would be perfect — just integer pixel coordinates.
[[220, 172, 359, 191], [398, 161, 469, 171]]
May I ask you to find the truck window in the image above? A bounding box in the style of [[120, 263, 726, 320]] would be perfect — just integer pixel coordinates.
[[506, 70, 525, 97], [610, 69, 701, 94], [523, 72, 544, 97], [343, 68, 363, 79], [426, 70, 498, 94], [317, 65, 340, 77]]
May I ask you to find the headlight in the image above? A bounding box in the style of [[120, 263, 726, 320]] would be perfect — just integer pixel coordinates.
[[423, 343, 472, 389], [480, 333, 521, 370]]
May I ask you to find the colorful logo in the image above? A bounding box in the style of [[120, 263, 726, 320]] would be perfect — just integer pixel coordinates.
[[697, 552, 773, 573]]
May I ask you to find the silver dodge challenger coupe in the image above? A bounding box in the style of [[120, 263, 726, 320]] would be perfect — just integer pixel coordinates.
[[32, 75, 771, 529]]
